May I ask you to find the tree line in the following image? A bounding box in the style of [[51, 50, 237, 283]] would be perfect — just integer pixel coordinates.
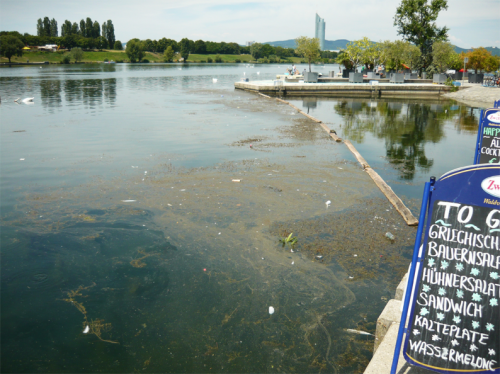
[[32, 17, 117, 50]]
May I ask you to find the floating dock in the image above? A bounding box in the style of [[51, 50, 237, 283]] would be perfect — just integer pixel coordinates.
[[235, 80, 454, 98]]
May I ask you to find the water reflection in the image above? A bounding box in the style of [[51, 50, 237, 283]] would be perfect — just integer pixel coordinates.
[[334, 100, 477, 180], [41, 78, 117, 109]]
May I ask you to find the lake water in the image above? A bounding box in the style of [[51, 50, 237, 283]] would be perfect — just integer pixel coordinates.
[[0, 63, 482, 373]]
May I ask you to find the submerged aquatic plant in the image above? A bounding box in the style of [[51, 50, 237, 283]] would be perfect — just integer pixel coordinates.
[[279, 232, 298, 248]]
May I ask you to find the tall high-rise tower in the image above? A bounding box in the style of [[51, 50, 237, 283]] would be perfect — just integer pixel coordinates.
[[315, 14, 325, 51]]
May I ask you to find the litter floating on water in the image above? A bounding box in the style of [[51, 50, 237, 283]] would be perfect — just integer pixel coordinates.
[[180, 189, 186, 191], [121, 200, 136, 202], [19, 158, 25, 161], [22, 97, 34, 103], [83, 325, 90, 334], [268, 306, 275, 315], [345, 329, 374, 336], [291, 261, 294, 265], [325, 200, 331, 207], [131, 166, 138, 168], [232, 179, 241, 182], [212, 78, 217, 83], [385, 232, 395, 241], [315, 255, 323, 260]]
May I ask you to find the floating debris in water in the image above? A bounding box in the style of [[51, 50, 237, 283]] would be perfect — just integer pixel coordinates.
[[315, 255, 323, 260], [232, 179, 241, 182], [268, 306, 275, 315], [19, 158, 25, 161], [345, 329, 374, 336], [325, 200, 331, 207], [83, 325, 90, 334], [121, 200, 136, 202]]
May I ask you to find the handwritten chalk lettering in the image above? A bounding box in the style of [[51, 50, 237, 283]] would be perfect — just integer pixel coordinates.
[[491, 139, 500, 148], [422, 269, 500, 296], [483, 127, 500, 137], [428, 226, 500, 251], [418, 292, 483, 317], [487, 209, 500, 229], [426, 242, 500, 268], [414, 316, 490, 344], [482, 147, 500, 156], [408, 340, 498, 370]]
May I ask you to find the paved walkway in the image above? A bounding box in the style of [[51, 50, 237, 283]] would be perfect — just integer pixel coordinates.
[[443, 83, 500, 108]]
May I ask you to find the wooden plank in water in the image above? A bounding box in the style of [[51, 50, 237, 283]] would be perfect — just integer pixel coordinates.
[[318, 123, 342, 142], [365, 168, 418, 226], [344, 140, 370, 169]]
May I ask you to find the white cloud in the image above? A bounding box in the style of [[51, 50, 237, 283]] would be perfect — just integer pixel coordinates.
[[0, 0, 498, 47]]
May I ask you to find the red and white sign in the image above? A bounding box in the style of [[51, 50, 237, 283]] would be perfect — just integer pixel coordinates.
[[481, 175, 500, 197], [487, 111, 500, 124]]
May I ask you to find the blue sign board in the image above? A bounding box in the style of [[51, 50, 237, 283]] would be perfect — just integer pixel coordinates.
[[398, 164, 500, 373], [474, 108, 500, 164]]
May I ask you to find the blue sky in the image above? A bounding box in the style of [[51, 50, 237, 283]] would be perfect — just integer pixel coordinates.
[[0, 0, 498, 48]]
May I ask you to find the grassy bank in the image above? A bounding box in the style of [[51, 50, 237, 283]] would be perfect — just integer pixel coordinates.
[[1, 50, 308, 64]]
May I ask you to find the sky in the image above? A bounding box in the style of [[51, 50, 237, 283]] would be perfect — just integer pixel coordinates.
[[0, 0, 499, 48]]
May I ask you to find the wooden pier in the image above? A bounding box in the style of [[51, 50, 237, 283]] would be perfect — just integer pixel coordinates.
[[235, 80, 454, 98]]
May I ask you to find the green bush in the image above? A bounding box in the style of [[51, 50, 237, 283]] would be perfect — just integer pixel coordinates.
[[215, 54, 222, 63], [116, 59, 123, 63], [235, 59, 241, 63], [207, 57, 213, 63], [62, 55, 71, 64], [142, 58, 149, 63], [104, 58, 109, 62]]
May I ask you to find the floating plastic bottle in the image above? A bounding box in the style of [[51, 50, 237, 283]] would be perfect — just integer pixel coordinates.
[[385, 232, 395, 241]]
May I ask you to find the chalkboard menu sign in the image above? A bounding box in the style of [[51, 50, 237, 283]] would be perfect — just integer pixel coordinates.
[[476, 109, 500, 164], [404, 165, 500, 373]]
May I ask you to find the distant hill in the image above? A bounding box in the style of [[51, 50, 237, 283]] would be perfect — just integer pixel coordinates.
[[264, 39, 500, 56], [264, 39, 351, 50], [454, 46, 500, 56]]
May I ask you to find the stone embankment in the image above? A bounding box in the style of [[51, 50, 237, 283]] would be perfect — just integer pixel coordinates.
[[364, 273, 433, 373], [443, 83, 499, 108]]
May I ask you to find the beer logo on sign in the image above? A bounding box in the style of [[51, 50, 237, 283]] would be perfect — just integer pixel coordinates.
[[487, 112, 500, 124], [481, 175, 500, 197]]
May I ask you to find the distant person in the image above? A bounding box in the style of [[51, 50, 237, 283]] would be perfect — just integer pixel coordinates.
[[292, 64, 297, 75], [302, 69, 306, 76]]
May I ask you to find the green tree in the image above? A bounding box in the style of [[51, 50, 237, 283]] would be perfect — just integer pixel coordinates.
[[163, 45, 174, 62], [92, 21, 100, 39], [432, 41, 456, 72], [394, 0, 449, 71], [43, 17, 51, 37], [114, 40, 123, 50], [50, 18, 58, 37], [61, 20, 72, 36], [96, 36, 108, 50], [126, 39, 144, 62], [250, 42, 262, 60], [194, 39, 206, 54], [101, 22, 107, 42], [70, 47, 83, 62], [261, 43, 275, 57], [0, 35, 24, 62], [464, 47, 496, 73], [37, 18, 43, 36], [79, 20, 86, 36], [179, 38, 190, 62], [295, 36, 321, 72], [105, 20, 115, 49], [85, 18, 93, 38], [402, 43, 421, 70], [344, 37, 372, 70], [71, 22, 79, 35]]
